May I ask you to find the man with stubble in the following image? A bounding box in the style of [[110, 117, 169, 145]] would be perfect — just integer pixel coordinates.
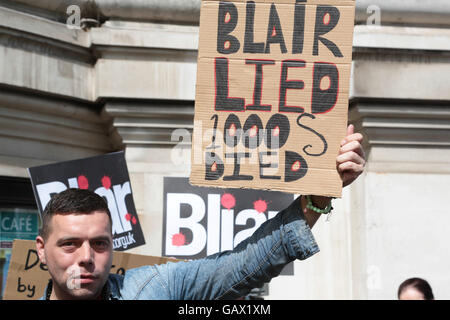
[[37, 125, 365, 300]]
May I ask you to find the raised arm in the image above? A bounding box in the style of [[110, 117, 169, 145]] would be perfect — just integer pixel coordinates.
[[130, 125, 366, 300]]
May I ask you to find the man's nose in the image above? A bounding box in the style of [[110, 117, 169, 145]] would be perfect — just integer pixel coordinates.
[[78, 242, 94, 267]]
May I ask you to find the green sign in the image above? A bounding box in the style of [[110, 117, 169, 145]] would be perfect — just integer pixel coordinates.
[[0, 211, 39, 241]]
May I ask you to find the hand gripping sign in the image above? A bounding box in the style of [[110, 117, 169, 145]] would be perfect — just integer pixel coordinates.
[[190, 0, 355, 197]]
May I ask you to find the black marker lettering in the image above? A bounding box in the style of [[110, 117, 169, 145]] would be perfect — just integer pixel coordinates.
[[265, 3, 287, 54], [27, 284, 36, 298], [313, 6, 343, 57], [259, 151, 281, 180], [24, 249, 39, 271], [217, 2, 240, 54], [224, 114, 242, 147], [243, 114, 264, 149], [311, 62, 339, 114], [116, 268, 126, 276], [205, 152, 224, 180], [223, 153, 253, 181], [297, 113, 328, 157], [285, 151, 308, 182], [265, 113, 290, 149], [215, 58, 245, 111], [244, 1, 265, 53], [206, 114, 221, 150], [292, 1, 306, 54], [245, 59, 275, 112], [17, 277, 26, 293], [279, 60, 306, 113]]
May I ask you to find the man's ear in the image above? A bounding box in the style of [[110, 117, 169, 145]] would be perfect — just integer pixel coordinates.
[[36, 236, 47, 265]]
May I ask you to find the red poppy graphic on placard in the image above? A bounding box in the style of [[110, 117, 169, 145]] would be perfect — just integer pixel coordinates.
[[101, 175, 112, 189], [253, 199, 268, 214], [125, 213, 137, 225], [221, 193, 236, 210], [291, 160, 301, 172], [273, 126, 280, 137], [77, 175, 89, 189], [172, 233, 186, 247]]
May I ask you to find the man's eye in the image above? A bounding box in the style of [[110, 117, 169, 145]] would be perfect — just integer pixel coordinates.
[[93, 241, 108, 248], [62, 242, 75, 247]]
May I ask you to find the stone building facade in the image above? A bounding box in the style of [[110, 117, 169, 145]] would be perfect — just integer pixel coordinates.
[[0, 0, 449, 299]]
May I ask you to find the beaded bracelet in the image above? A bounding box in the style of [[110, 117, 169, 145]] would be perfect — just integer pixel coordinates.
[[305, 195, 333, 215]]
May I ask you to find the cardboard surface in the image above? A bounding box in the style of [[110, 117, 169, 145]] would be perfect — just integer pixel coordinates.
[[3, 239, 179, 300], [191, 0, 355, 197]]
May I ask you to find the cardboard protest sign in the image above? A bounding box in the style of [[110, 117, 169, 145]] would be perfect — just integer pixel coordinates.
[[28, 151, 145, 251], [191, 0, 355, 197], [162, 177, 294, 275], [3, 239, 179, 300]]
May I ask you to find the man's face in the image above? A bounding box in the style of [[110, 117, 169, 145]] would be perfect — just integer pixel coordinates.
[[36, 211, 113, 300]]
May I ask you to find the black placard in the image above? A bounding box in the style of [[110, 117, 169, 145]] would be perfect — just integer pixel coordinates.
[[162, 177, 295, 275], [28, 151, 145, 251]]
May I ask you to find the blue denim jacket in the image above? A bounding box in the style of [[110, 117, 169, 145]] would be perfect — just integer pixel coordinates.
[[41, 196, 319, 300]]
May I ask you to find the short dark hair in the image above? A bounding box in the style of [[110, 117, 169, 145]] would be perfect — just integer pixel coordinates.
[[398, 277, 434, 300], [39, 188, 112, 240]]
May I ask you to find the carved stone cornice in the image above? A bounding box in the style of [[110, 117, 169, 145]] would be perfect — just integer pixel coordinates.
[[349, 101, 450, 149], [102, 100, 194, 148], [4, 0, 450, 28], [0, 89, 113, 164]]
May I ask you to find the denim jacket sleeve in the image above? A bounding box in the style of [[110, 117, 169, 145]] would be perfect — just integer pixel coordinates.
[[123, 195, 320, 300]]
